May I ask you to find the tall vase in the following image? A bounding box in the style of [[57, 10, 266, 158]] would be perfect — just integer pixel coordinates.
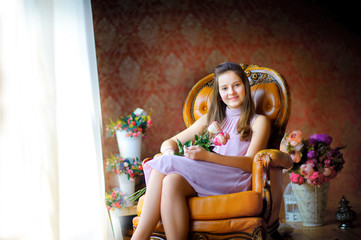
[[115, 130, 142, 160], [291, 182, 330, 226], [117, 173, 135, 206], [115, 130, 141, 202], [109, 208, 124, 240]]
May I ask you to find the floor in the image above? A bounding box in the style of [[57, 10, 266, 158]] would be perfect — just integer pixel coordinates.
[[119, 191, 361, 239]]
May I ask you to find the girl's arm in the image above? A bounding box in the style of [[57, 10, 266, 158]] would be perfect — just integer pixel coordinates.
[[184, 115, 271, 172], [160, 115, 208, 155]]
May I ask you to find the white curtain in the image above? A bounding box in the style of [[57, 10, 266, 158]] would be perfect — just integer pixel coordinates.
[[0, 0, 112, 239]]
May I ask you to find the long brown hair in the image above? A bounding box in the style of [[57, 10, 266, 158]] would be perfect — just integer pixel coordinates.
[[207, 62, 255, 140]]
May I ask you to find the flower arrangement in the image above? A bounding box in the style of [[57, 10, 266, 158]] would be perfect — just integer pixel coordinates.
[[105, 153, 143, 180], [105, 188, 125, 210], [280, 130, 346, 186], [105, 108, 152, 138], [176, 121, 230, 156]]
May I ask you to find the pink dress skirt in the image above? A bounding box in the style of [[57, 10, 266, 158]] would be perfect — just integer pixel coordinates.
[[143, 107, 258, 197]]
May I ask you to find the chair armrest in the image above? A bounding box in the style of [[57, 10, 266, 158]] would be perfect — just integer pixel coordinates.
[[251, 149, 293, 222], [259, 149, 293, 169]]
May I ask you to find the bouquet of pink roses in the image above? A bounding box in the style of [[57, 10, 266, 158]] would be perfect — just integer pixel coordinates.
[[176, 121, 230, 156], [280, 130, 345, 186]]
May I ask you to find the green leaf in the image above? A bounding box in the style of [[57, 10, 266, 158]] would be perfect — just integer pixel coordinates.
[[184, 140, 192, 147], [176, 139, 184, 156]]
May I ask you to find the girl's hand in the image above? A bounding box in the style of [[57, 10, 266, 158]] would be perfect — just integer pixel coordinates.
[[183, 145, 209, 160]]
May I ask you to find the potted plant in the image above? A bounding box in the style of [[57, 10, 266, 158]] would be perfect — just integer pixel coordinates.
[[105, 153, 143, 198], [280, 130, 346, 226], [105, 108, 152, 160]]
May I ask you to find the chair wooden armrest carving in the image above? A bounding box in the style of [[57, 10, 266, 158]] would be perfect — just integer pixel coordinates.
[[133, 64, 292, 239]]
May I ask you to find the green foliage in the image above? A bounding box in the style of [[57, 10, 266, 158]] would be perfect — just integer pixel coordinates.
[[175, 131, 214, 156]]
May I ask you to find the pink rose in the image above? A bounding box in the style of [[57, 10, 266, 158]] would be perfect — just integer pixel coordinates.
[[290, 150, 301, 163], [290, 172, 304, 185], [213, 132, 230, 146], [323, 167, 331, 177], [207, 121, 221, 134], [106, 206, 111, 211], [307, 171, 324, 186], [286, 130, 303, 147], [300, 163, 314, 178]]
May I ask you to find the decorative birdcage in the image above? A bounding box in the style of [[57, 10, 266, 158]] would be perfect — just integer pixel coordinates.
[[284, 182, 302, 222]]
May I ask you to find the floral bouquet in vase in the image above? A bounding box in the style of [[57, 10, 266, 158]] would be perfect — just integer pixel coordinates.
[[280, 130, 346, 226], [106, 108, 152, 161], [280, 130, 345, 186], [105, 187, 125, 212], [176, 121, 230, 156], [106, 153, 144, 200], [105, 108, 152, 138]]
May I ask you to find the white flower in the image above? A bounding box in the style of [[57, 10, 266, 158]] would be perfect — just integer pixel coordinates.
[[207, 121, 221, 134], [133, 108, 147, 116]]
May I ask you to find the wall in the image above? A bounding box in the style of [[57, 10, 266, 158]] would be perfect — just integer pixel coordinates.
[[91, 0, 361, 195]]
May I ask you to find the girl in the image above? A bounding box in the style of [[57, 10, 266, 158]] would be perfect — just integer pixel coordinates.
[[131, 62, 271, 240]]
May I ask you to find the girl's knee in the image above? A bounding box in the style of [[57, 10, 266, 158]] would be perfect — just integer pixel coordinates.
[[162, 174, 195, 197]]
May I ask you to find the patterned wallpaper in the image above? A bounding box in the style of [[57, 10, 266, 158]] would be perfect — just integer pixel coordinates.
[[91, 0, 361, 195]]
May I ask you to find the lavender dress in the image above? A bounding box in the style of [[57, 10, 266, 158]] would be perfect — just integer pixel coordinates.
[[143, 107, 258, 197]]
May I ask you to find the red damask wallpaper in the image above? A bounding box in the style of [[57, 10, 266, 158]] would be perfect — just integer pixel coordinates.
[[91, 0, 361, 195]]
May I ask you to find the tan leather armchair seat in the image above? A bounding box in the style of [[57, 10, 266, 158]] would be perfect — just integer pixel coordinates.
[[133, 64, 293, 239]]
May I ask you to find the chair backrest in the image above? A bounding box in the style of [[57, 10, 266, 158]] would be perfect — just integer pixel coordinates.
[[183, 64, 291, 149]]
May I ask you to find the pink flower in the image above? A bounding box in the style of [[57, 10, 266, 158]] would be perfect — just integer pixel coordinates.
[[307, 171, 324, 186], [286, 130, 303, 147], [323, 167, 331, 177], [300, 163, 314, 178], [214, 132, 230, 146], [106, 206, 111, 210], [111, 192, 117, 200], [207, 121, 221, 134], [290, 172, 304, 185], [147, 120, 152, 127], [290, 150, 301, 163]]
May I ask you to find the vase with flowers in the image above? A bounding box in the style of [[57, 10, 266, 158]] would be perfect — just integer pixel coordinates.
[[106, 153, 143, 199], [106, 108, 152, 160], [105, 188, 125, 239], [280, 130, 346, 226]]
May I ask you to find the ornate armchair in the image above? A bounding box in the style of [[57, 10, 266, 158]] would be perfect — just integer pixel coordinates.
[[133, 64, 293, 239]]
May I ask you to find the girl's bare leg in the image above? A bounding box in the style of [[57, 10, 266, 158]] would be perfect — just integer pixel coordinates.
[[131, 169, 165, 240], [160, 173, 196, 240]]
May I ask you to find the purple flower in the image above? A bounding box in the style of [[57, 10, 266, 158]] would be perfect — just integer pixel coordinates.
[[307, 150, 318, 159], [309, 134, 332, 145]]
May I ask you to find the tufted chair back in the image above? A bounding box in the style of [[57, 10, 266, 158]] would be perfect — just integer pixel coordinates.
[[183, 64, 291, 149]]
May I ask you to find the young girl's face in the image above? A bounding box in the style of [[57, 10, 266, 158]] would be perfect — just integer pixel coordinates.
[[218, 70, 245, 109]]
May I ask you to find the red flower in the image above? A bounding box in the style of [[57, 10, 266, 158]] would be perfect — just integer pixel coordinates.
[[308, 172, 324, 186], [290, 172, 304, 185]]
